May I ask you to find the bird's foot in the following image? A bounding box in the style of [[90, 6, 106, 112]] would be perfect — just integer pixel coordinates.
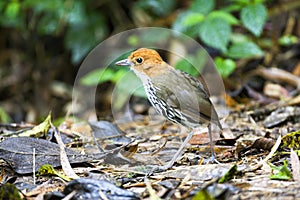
[[144, 164, 173, 176], [145, 166, 163, 176], [203, 154, 220, 164]]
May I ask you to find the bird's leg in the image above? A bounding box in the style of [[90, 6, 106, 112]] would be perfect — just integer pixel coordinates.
[[147, 126, 219, 174], [208, 123, 215, 159], [161, 129, 194, 170], [207, 123, 220, 164]]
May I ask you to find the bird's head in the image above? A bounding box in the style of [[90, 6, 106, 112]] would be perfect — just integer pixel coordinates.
[[115, 48, 168, 77]]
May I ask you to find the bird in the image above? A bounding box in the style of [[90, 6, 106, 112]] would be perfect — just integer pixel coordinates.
[[115, 48, 222, 169]]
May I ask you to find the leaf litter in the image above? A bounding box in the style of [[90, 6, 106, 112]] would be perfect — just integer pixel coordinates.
[[0, 95, 299, 199]]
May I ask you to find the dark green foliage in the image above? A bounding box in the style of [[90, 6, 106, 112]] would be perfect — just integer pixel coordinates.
[[0, 0, 108, 64], [172, 0, 269, 77], [135, 0, 176, 16], [173, 0, 267, 55]]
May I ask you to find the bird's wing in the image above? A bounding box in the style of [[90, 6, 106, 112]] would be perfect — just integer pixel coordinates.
[[177, 71, 221, 127], [152, 72, 221, 127], [180, 71, 211, 98]]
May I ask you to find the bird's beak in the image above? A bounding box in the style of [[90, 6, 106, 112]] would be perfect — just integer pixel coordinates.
[[115, 59, 132, 66]]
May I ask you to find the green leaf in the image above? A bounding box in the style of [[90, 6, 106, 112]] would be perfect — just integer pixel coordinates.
[[5, 1, 20, 19], [116, 72, 146, 98], [112, 70, 129, 83], [218, 164, 238, 183], [173, 11, 202, 37], [190, 0, 215, 15], [222, 3, 243, 12], [80, 68, 128, 86], [80, 68, 106, 86], [113, 72, 146, 110], [199, 17, 231, 52], [230, 33, 251, 43], [278, 35, 298, 46], [1, 1, 24, 28], [38, 164, 71, 181], [175, 50, 207, 77], [176, 59, 197, 76], [234, 0, 252, 5], [0, 107, 12, 123], [192, 189, 213, 200], [214, 57, 236, 78], [181, 12, 204, 26], [269, 160, 292, 181], [19, 112, 51, 137], [208, 11, 239, 25], [241, 3, 267, 36], [226, 42, 264, 58]]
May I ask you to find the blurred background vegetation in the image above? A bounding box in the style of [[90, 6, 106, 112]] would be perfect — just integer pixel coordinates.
[[0, 0, 299, 123]]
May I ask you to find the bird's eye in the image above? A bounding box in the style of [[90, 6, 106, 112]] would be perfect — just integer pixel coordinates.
[[136, 57, 143, 64]]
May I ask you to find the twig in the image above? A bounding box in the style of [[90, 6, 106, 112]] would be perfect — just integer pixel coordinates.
[[62, 190, 77, 200], [51, 122, 79, 180], [33, 148, 36, 185]]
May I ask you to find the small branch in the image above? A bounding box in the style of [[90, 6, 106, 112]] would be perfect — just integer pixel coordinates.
[[52, 123, 79, 180]]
